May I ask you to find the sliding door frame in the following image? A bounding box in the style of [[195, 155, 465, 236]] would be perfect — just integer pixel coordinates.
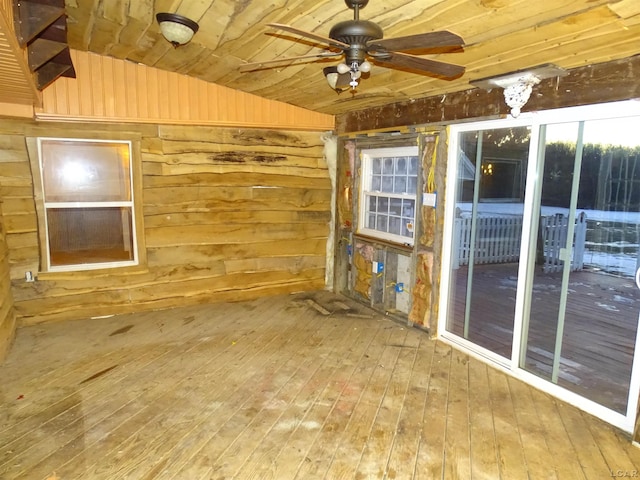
[[438, 100, 640, 434]]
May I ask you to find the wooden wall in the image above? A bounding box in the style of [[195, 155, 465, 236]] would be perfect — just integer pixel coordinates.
[[0, 194, 16, 361], [0, 0, 40, 109], [0, 119, 331, 325], [38, 50, 334, 131]]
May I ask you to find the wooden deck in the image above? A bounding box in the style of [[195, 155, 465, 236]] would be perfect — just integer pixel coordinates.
[[449, 263, 639, 413], [1, 290, 640, 479]]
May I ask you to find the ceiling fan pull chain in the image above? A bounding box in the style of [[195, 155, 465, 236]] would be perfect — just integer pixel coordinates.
[[349, 61, 362, 88]]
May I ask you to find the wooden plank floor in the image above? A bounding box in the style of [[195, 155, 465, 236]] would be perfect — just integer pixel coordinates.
[[1, 290, 640, 479]]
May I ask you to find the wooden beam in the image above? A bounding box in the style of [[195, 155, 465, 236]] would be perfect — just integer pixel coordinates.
[[336, 56, 640, 134]]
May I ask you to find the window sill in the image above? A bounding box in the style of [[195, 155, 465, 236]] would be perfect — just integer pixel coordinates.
[[353, 233, 414, 253], [35, 264, 149, 281]]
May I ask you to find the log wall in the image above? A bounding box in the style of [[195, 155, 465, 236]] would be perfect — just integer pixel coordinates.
[[0, 195, 15, 361], [0, 119, 330, 325]]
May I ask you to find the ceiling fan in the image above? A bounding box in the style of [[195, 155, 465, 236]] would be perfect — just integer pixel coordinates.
[[239, 0, 465, 90]]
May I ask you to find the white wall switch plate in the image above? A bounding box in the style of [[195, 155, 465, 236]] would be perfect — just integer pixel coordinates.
[[423, 192, 437, 207]]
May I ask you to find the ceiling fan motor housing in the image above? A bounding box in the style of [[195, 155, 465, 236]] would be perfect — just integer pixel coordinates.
[[345, 0, 369, 8], [329, 20, 383, 64]]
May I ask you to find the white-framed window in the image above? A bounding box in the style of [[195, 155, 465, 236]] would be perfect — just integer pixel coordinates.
[[37, 138, 139, 272], [358, 146, 419, 245]]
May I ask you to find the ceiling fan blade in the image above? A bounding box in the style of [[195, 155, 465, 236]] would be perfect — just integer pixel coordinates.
[[367, 31, 464, 52], [239, 52, 342, 72], [375, 52, 465, 78], [267, 23, 349, 50]]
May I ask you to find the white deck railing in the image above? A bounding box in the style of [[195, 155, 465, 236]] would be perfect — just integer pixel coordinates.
[[453, 213, 587, 272], [540, 212, 586, 273]]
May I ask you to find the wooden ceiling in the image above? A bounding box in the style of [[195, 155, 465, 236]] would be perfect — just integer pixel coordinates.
[[63, 0, 640, 116]]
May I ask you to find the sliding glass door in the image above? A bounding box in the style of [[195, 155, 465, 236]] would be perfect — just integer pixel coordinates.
[[440, 101, 640, 432], [522, 118, 640, 415], [446, 127, 530, 359]]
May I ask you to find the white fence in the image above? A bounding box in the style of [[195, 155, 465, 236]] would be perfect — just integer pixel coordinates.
[[453, 213, 587, 272], [453, 215, 523, 267], [540, 212, 586, 273]]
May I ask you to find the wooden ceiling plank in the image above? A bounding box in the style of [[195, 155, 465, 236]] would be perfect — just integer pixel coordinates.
[[101, 0, 129, 25], [213, 0, 326, 58], [608, 0, 640, 19], [87, 16, 125, 55], [61, 0, 640, 115], [191, 0, 235, 50], [174, 0, 213, 23], [231, 0, 616, 111], [64, 0, 100, 51], [367, 0, 468, 35], [379, 6, 628, 96], [106, 18, 154, 60]]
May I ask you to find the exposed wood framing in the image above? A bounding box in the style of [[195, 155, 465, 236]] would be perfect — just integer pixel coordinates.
[[336, 55, 640, 134]]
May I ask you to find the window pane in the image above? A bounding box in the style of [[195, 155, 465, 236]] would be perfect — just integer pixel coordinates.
[[372, 158, 382, 174], [394, 176, 407, 193], [368, 195, 377, 212], [41, 140, 131, 202], [383, 158, 394, 174], [409, 156, 418, 175], [389, 217, 402, 235], [395, 157, 407, 175], [382, 175, 393, 192], [368, 213, 376, 229], [379, 197, 389, 213], [372, 175, 381, 191], [390, 198, 402, 215], [377, 214, 388, 232], [408, 176, 417, 193], [402, 218, 414, 238], [402, 199, 415, 217], [47, 207, 134, 267]]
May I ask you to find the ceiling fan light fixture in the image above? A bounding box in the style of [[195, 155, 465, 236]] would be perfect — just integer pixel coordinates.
[[156, 12, 199, 47], [324, 66, 351, 91], [324, 67, 339, 90], [245, 1, 465, 94], [336, 63, 351, 74], [359, 60, 372, 73]]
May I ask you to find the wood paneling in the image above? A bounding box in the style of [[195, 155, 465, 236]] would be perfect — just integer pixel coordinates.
[[0, 198, 16, 362], [38, 50, 334, 131], [0, 1, 40, 109], [0, 118, 330, 325]]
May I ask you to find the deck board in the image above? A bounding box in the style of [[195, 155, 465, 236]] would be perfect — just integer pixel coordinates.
[[449, 264, 639, 413], [1, 290, 640, 479]]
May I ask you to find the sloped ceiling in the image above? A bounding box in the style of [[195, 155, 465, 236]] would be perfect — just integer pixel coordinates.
[[19, 1, 640, 115]]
